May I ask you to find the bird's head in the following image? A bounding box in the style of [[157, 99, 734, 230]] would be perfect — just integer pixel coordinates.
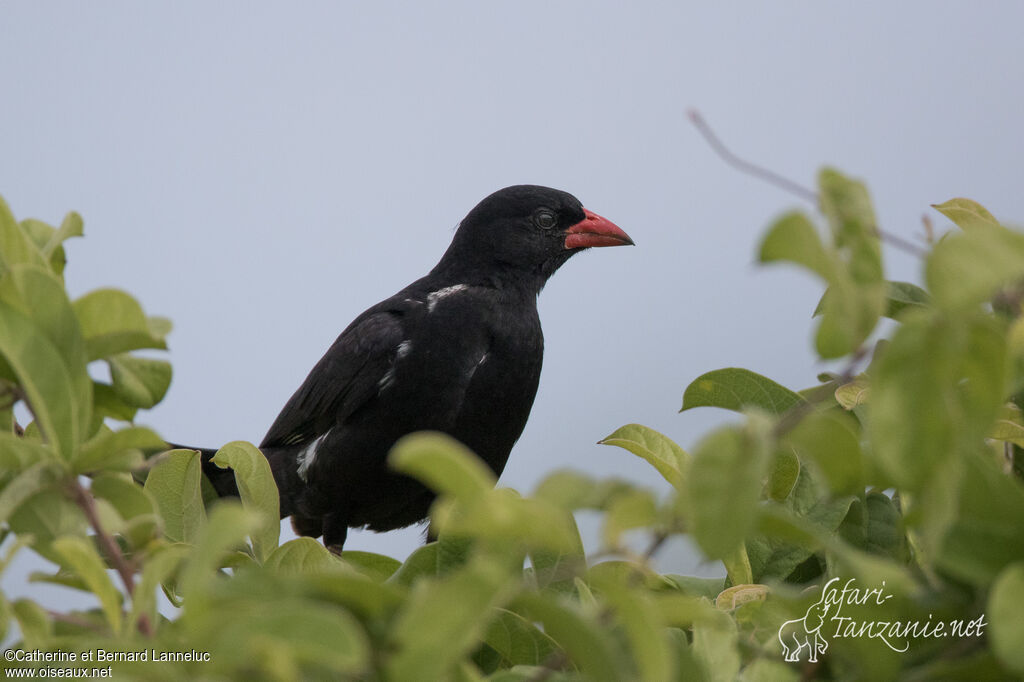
[[436, 185, 633, 289]]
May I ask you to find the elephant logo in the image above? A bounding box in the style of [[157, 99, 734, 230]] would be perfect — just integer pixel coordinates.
[[778, 590, 832, 663]]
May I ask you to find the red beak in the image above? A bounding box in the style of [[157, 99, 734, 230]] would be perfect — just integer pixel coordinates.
[[564, 209, 634, 249]]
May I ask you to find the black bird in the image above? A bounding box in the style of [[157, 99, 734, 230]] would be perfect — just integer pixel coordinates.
[[194, 185, 633, 551]]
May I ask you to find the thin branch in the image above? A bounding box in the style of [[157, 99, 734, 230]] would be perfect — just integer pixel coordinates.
[[46, 609, 107, 633], [688, 109, 928, 259], [687, 109, 818, 203], [66, 479, 154, 637]]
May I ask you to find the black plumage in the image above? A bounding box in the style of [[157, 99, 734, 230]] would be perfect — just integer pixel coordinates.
[[197, 185, 632, 550]]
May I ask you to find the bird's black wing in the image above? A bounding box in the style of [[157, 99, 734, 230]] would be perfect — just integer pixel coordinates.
[[260, 305, 406, 449]]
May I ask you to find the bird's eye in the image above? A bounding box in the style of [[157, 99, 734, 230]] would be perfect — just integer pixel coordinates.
[[534, 210, 557, 230]]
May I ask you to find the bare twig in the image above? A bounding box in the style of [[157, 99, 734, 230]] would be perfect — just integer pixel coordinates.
[[688, 109, 928, 258], [687, 109, 818, 203], [66, 479, 154, 637], [46, 609, 107, 633]]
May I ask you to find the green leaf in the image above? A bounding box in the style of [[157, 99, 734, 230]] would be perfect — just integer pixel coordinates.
[[211, 441, 280, 562], [265, 537, 339, 573], [0, 196, 48, 271], [818, 168, 880, 258], [106, 353, 172, 409], [530, 514, 586, 595], [0, 462, 61, 523], [41, 211, 84, 258], [932, 197, 1002, 231], [388, 542, 440, 586], [681, 368, 804, 415], [389, 431, 496, 500], [691, 611, 741, 682], [813, 280, 931, 320], [834, 377, 869, 411], [869, 310, 1005, 488], [596, 582, 674, 682], [602, 488, 658, 547], [748, 467, 857, 582], [989, 562, 1024, 674], [72, 288, 167, 360], [714, 583, 768, 611], [11, 598, 52, 648], [127, 544, 188, 634], [178, 503, 257, 601], [882, 281, 931, 318], [75, 425, 165, 472], [512, 592, 625, 682], [598, 423, 688, 489], [926, 224, 1024, 310], [90, 473, 159, 549], [387, 557, 516, 681], [758, 211, 833, 279], [337, 551, 402, 581], [144, 449, 207, 544], [7, 489, 87, 563], [766, 449, 800, 502], [479, 608, 558, 668], [687, 425, 770, 560], [785, 410, 864, 495], [990, 404, 1024, 447], [0, 301, 83, 460], [52, 535, 124, 634], [0, 432, 51, 471]]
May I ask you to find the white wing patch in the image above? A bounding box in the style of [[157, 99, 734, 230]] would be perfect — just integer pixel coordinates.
[[427, 284, 469, 312], [297, 430, 330, 482], [378, 339, 413, 392]]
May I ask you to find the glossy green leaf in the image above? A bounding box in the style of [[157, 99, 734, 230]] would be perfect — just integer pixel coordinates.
[[512, 592, 625, 682], [178, 503, 256, 600], [389, 431, 496, 500], [41, 211, 84, 258], [75, 425, 165, 472], [73, 288, 167, 360], [989, 562, 1024, 674], [211, 441, 280, 562], [0, 196, 48, 271], [107, 353, 172, 409], [0, 462, 60, 523], [387, 557, 515, 681], [144, 449, 207, 544], [338, 551, 402, 581], [814, 280, 931, 320], [870, 310, 1005, 488], [599, 423, 688, 489], [0, 301, 82, 460], [479, 608, 558, 668], [758, 211, 833, 279], [7, 489, 87, 564], [687, 426, 770, 560], [530, 514, 586, 595], [52, 536, 124, 633], [12, 598, 52, 648], [265, 537, 338, 573], [681, 368, 803, 416], [691, 611, 741, 682], [785, 410, 864, 495], [932, 197, 1002, 231], [926, 224, 1024, 309], [127, 544, 188, 635], [766, 449, 800, 502]]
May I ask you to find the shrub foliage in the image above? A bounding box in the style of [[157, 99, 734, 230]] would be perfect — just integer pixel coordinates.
[[1, 174, 1023, 680]]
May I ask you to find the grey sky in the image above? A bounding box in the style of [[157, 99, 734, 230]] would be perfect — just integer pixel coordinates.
[[3, 2, 1023, 607]]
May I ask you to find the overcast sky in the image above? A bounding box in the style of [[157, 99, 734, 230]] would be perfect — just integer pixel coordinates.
[[3, 2, 1023, 609]]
